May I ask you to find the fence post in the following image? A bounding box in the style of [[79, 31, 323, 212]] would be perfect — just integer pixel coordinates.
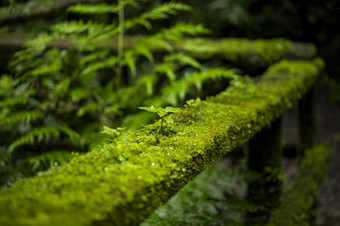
[[298, 86, 315, 159], [298, 86, 317, 223], [246, 116, 283, 225]]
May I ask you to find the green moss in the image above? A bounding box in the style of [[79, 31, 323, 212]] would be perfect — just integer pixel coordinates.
[[176, 38, 316, 67], [267, 144, 330, 226], [0, 59, 322, 225]]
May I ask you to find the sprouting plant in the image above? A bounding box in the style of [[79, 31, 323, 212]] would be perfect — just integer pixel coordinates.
[[184, 97, 201, 108], [138, 106, 181, 134], [100, 126, 125, 142]]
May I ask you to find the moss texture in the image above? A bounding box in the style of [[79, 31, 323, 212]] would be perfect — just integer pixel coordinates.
[[267, 144, 330, 226], [175, 38, 316, 68], [0, 59, 322, 225], [0, 34, 316, 68]]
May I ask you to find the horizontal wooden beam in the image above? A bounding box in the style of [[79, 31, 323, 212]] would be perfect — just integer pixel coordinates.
[[0, 34, 317, 69], [0, 0, 103, 26], [0, 59, 323, 225]]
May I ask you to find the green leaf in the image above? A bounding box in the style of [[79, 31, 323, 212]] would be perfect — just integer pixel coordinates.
[[164, 107, 182, 113], [100, 126, 125, 139]]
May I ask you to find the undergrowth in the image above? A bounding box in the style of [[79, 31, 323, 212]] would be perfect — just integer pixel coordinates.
[[142, 162, 264, 226], [0, 0, 242, 187]]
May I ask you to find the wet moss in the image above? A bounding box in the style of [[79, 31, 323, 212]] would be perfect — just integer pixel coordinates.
[[267, 144, 330, 226], [176, 38, 316, 67], [0, 59, 322, 225]]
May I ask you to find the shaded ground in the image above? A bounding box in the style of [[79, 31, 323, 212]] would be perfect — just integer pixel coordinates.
[[282, 86, 340, 226]]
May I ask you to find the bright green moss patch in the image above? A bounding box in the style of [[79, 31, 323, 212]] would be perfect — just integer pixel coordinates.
[[267, 144, 330, 226], [0, 59, 322, 225], [176, 38, 316, 67]]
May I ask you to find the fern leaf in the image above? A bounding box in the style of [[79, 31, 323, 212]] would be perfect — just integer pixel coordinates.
[[165, 53, 203, 70], [138, 74, 158, 96], [123, 50, 137, 76], [81, 56, 117, 78], [0, 96, 28, 108], [57, 126, 80, 142], [0, 75, 17, 96], [125, 2, 191, 30], [0, 110, 43, 126], [159, 22, 211, 40], [10, 33, 54, 67], [80, 50, 110, 67], [27, 150, 73, 170], [54, 77, 71, 98], [140, 2, 191, 20], [7, 126, 60, 154], [7, 126, 80, 154], [51, 20, 114, 37], [70, 88, 90, 103], [77, 103, 103, 117], [134, 45, 154, 63], [22, 60, 61, 79], [154, 62, 177, 81]]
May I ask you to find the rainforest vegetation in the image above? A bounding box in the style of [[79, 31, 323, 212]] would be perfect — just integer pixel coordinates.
[[0, 0, 338, 225]]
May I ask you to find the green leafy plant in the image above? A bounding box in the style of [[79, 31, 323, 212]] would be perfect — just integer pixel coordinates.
[[138, 106, 181, 134], [1, 0, 244, 187], [142, 163, 265, 226], [100, 126, 125, 142]]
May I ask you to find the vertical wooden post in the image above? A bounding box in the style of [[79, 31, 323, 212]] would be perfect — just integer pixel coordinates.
[[246, 116, 283, 225], [298, 87, 315, 159], [298, 86, 316, 224]]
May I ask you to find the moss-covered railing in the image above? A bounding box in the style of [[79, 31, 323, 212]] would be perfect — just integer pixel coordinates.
[[0, 34, 316, 71], [0, 38, 326, 225]]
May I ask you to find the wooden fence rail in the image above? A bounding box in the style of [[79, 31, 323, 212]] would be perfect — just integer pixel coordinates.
[[0, 37, 326, 225]]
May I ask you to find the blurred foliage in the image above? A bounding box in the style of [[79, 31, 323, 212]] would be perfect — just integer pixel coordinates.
[[142, 163, 264, 226], [0, 0, 242, 187]]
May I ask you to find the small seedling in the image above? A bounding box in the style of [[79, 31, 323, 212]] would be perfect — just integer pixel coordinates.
[[138, 106, 181, 134], [184, 97, 201, 108], [100, 126, 125, 142]]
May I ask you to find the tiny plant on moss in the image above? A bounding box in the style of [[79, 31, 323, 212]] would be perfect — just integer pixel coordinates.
[[139, 106, 181, 134], [184, 97, 201, 108], [100, 126, 125, 142]]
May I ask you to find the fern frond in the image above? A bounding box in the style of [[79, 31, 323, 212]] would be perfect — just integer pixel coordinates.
[[54, 77, 71, 98], [190, 67, 241, 81], [134, 45, 154, 63], [51, 20, 115, 37], [125, 2, 191, 30], [7, 126, 80, 154], [0, 110, 43, 126], [0, 96, 28, 108], [165, 53, 203, 70], [123, 50, 137, 76], [141, 2, 191, 20], [7, 126, 61, 154], [158, 22, 211, 40], [77, 103, 103, 117], [138, 74, 158, 96], [27, 150, 73, 170], [161, 68, 241, 105], [0, 75, 17, 96], [57, 126, 81, 142], [22, 59, 61, 79], [80, 50, 110, 67], [70, 88, 90, 103], [154, 62, 177, 81], [81, 56, 117, 78], [10, 33, 54, 67]]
